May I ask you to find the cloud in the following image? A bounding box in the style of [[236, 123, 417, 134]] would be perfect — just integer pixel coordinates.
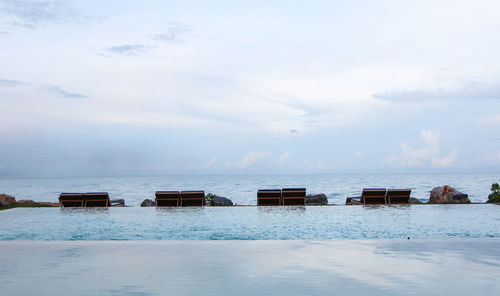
[[431, 149, 458, 167], [374, 82, 500, 102], [0, 0, 84, 28], [0, 78, 23, 87], [153, 22, 192, 43], [289, 129, 299, 133], [227, 150, 271, 169], [107, 44, 150, 55], [45, 85, 87, 98], [477, 114, 500, 125], [278, 152, 290, 163], [382, 130, 458, 168], [201, 157, 216, 168]]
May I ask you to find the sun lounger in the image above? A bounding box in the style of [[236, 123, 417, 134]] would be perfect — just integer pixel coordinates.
[[361, 188, 387, 204], [257, 189, 282, 206], [84, 192, 110, 207], [180, 191, 205, 206], [155, 191, 180, 207], [386, 189, 411, 204], [282, 188, 306, 205], [59, 193, 84, 207]]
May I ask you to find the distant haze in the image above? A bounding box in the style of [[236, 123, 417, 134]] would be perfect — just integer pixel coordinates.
[[1, 0, 500, 177]]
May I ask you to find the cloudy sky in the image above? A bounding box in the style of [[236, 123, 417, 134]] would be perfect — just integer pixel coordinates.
[[1, 0, 500, 177]]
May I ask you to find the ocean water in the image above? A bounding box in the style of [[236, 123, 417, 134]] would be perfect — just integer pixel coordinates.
[[0, 173, 498, 206], [1, 205, 499, 240]]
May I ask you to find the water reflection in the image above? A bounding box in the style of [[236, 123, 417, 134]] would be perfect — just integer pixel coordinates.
[[1, 239, 499, 295], [60, 208, 109, 215]]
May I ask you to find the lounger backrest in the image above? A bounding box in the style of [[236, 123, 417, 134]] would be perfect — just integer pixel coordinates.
[[386, 189, 411, 204], [281, 188, 306, 205], [361, 188, 387, 204], [257, 189, 282, 206], [59, 193, 84, 207], [282, 188, 306, 197], [257, 189, 282, 197], [155, 191, 180, 198], [180, 191, 205, 206], [84, 192, 110, 207], [155, 191, 180, 207]]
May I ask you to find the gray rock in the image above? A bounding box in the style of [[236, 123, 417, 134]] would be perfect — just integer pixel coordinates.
[[409, 197, 422, 204], [110, 199, 125, 207], [211, 195, 233, 206], [345, 197, 361, 205], [428, 185, 470, 204], [141, 199, 156, 207], [0, 194, 16, 206], [306, 193, 328, 205]]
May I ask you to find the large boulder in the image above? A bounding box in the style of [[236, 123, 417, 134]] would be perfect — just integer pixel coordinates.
[[428, 185, 470, 204], [306, 193, 328, 205], [210, 195, 233, 206], [141, 199, 156, 207], [0, 194, 16, 206]]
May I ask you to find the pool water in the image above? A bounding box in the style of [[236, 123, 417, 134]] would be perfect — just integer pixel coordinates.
[[1, 204, 499, 240]]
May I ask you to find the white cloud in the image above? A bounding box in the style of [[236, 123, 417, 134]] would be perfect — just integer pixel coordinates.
[[382, 130, 458, 168], [227, 150, 271, 169], [277, 152, 290, 164], [432, 149, 458, 167], [201, 157, 216, 168], [477, 114, 500, 125]]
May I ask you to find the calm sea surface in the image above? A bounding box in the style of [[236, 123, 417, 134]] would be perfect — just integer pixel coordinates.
[[0, 173, 498, 205]]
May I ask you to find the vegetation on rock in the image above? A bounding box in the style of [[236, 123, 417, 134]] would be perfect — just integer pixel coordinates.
[[487, 183, 500, 203], [205, 193, 216, 204]]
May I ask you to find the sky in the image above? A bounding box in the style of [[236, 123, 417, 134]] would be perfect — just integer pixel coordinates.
[[1, 0, 500, 177]]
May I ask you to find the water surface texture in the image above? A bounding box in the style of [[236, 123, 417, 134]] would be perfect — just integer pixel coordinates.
[[1, 205, 499, 240], [0, 173, 497, 205], [1, 239, 499, 296]]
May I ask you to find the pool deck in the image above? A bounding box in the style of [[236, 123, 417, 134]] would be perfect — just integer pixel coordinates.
[[1, 238, 500, 295]]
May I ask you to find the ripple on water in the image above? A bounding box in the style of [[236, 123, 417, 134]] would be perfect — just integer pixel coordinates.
[[1, 204, 500, 240]]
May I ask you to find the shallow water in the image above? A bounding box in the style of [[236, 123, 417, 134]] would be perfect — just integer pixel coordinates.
[[1, 239, 499, 295], [1, 204, 499, 240], [0, 173, 498, 205]]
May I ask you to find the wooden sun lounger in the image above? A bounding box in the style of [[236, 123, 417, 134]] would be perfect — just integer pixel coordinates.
[[84, 192, 110, 207], [257, 189, 282, 206], [361, 188, 387, 204], [282, 188, 306, 205], [59, 193, 84, 207], [386, 189, 411, 204], [180, 191, 205, 207], [155, 191, 180, 207]]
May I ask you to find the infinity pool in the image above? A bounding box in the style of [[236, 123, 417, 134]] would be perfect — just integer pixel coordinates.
[[1, 204, 499, 240]]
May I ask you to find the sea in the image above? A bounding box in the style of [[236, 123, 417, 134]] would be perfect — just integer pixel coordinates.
[[0, 173, 498, 206]]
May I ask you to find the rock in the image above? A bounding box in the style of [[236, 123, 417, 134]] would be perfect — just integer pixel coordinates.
[[210, 195, 233, 206], [17, 199, 35, 205], [306, 193, 328, 205], [0, 194, 16, 206], [345, 197, 361, 205], [428, 185, 470, 204], [38, 202, 60, 207], [141, 199, 156, 207], [409, 197, 422, 204], [110, 199, 125, 207]]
